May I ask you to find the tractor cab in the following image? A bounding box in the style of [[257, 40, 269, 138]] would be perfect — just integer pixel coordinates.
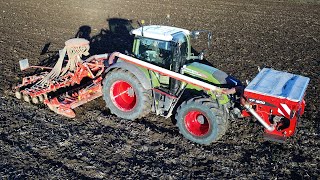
[[131, 25, 195, 97], [131, 25, 190, 69], [131, 25, 206, 94], [131, 25, 219, 94], [131, 25, 212, 72]]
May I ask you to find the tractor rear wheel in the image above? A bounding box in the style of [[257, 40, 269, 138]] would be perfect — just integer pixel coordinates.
[[175, 97, 229, 144], [102, 69, 152, 120]]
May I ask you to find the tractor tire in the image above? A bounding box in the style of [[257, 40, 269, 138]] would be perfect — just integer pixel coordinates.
[[102, 69, 152, 120], [175, 97, 229, 145]]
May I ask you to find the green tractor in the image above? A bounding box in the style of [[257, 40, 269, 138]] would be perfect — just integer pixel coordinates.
[[102, 25, 241, 144]]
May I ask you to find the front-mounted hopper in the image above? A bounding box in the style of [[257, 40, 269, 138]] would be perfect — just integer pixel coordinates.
[[241, 68, 310, 141]]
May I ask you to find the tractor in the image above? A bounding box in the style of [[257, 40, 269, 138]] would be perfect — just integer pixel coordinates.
[[14, 25, 310, 144]]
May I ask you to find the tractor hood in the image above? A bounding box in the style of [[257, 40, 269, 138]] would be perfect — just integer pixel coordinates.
[[182, 62, 241, 88]]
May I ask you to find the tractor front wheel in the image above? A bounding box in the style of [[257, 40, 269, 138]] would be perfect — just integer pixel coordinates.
[[102, 69, 152, 120], [175, 97, 229, 145]]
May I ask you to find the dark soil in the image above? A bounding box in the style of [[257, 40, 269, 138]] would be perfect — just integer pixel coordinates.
[[0, 0, 319, 179]]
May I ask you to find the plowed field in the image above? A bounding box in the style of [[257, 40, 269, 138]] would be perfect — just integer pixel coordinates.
[[0, 0, 319, 179]]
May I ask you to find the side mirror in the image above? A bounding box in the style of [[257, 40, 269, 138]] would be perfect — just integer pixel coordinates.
[[191, 31, 200, 39], [198, 51, 204, 60], [207, 32, 212, 48]]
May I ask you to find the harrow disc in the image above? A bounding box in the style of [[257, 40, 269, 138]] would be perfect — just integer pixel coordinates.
[[32, 96, 39, 104], [15, 91, 22, 99], [38, 94, 44, 102], [23, 94, 30, 103]]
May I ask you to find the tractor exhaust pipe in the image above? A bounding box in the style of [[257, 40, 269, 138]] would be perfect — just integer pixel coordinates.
[[243, 103, 275, 131]]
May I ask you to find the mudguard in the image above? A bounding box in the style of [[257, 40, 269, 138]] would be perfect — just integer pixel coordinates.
[[104, 61, 152, 90]]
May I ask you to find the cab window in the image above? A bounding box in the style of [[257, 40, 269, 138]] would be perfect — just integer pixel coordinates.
[[172, 33, 188, 60], [134, 37, 172, 68]]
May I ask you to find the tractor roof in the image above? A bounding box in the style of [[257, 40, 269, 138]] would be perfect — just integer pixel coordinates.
[[130, 25, 190, 41]]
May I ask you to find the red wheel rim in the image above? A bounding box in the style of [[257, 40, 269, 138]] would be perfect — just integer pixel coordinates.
[[110, 80, 136, 111], [184, 110, 210, 136]]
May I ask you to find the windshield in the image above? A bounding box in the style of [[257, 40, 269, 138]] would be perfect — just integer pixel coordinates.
[[134, 37, 172, 68]]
